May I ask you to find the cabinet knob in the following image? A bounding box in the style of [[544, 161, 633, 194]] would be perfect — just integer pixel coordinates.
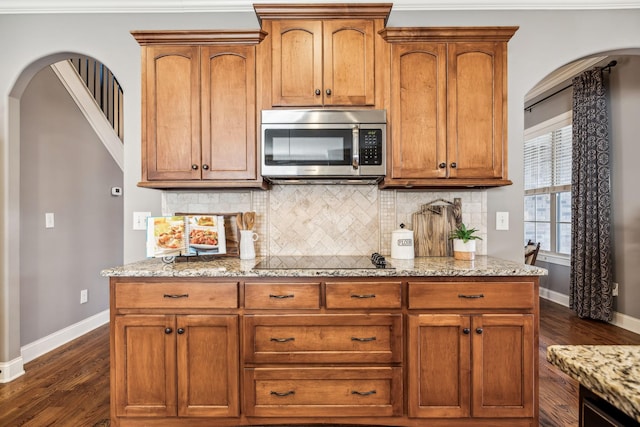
[[164, 328, 173, 334], [202, 164, 209, 170], [326, 88, 332, 96], [463, 328, 470, 335], [439, 162, 446, 169], [476, 327, 484, 334], [177, 328, 185, 335], [450, 162, 457, 169], [315, 89, 321, 96], [191, 164, 198, 170]]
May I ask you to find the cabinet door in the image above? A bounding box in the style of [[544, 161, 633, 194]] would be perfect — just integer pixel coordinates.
[[177, 315, 239, 417], [447, 42, 506, 179], [114, 315, 177, 417], [408, 314, 471, 418], [271, 20, 323, 106], [323, 19, 375, 106], [472, 314, 535, 418], [201, 46, 257, 180], [144, 46, 201, 181], [389, 43, 447, 179]]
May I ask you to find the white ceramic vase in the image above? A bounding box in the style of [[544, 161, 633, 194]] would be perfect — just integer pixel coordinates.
[[453, 239, 476, 260]]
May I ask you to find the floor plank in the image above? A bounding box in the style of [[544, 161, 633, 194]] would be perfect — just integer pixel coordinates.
[[1, 299, 639, 426]]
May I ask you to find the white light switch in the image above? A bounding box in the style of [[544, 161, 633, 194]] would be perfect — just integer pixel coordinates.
[[133, 212, 151, 230], [496, 212, 509, 230], [45, 213, 55, 228]]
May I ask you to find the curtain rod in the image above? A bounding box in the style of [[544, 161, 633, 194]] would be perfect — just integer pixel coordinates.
[[525, 60, 617, 113]]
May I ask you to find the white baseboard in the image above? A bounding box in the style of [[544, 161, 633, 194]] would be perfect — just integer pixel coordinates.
[[539, 287, 570, 307], [20, 309, 110, 365], [1, 310, 109, 383], [611, 311, 640, 336], [539, 287, 640, 335], [0, 356, 26, 383]]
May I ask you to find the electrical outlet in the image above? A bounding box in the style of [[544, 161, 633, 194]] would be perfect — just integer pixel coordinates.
[[80, 289, 88, 304], [612, 282, 619, 297], [133, 212, 151, 230]]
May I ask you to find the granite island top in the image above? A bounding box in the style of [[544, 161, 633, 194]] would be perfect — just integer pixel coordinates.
[[547, 345, 640, 422], [101, 255, 546, 278]]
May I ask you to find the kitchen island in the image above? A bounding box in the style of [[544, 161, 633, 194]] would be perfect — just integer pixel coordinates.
[[547, 345, 640, 426], [103, 256, 545, 427]]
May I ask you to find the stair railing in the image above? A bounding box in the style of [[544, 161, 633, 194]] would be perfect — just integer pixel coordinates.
[[69, 57, 124, 142]]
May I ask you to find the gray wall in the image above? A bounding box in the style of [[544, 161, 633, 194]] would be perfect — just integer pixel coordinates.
[[19, 66, 123, 344], [609, 55, 640, 317], [1, 7, 640, 363]]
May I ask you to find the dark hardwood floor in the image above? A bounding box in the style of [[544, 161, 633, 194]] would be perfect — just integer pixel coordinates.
[[1, 298, 639, 426]]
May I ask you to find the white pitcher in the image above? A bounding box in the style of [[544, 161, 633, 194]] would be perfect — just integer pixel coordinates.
[[240, 230, 259, 260]]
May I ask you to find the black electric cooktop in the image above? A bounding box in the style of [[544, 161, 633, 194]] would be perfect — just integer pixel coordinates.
[[253, 254, 392, 270]]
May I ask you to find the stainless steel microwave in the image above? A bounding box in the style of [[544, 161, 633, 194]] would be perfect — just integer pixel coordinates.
[[261, 109, 386, 183]]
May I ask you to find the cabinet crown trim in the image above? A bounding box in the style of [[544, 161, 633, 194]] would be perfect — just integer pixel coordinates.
[[379, 26, 519, 42], [131, 30, 268, 45], [254, 3, 392, 23]]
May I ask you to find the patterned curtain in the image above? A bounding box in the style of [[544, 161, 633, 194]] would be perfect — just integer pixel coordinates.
[[569, 68, 613, 321]]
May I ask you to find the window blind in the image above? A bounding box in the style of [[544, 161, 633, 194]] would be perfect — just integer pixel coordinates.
[[524, 124, 572, 192]]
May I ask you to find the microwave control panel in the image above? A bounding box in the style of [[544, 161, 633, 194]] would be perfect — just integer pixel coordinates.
[[359, 129, 383, 165]]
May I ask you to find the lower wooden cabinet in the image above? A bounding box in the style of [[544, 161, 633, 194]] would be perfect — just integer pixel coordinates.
[[110, 276, 538, 426], [408, 313, 535, 419], [113, 314, 239, 418]]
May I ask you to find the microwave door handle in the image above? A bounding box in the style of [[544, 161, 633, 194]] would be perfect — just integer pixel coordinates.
[[352, 126, 359, 170]]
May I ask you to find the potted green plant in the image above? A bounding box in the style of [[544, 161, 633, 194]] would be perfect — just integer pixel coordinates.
[[449, 223, 482, 260]]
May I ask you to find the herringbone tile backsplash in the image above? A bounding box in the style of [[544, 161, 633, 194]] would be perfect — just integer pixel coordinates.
[[163, 186, 486, 256], [268, 185, 379, 256]]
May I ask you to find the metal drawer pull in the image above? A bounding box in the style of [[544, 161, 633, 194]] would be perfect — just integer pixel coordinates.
[[352, 390, 377, 396], [270, 337, 295, 343], [163, 294, 189, 299], [351, 294, 376, 299], [351, 336, 377, 342], [269, 294, 295, 299], [270, 390, 295, 397], [458, 294, 484, 299]]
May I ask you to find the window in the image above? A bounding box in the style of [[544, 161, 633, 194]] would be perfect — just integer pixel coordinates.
[[524, 112, 572, 258]]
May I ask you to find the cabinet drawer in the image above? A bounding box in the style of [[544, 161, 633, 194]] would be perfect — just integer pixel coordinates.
[[244, 367, 402, 417], [408, 281, 535, 310], [244, 314, 402, 364], [325, 281, 402, 309], [115, 282, 238, 309], [244, 283, 320, 309]]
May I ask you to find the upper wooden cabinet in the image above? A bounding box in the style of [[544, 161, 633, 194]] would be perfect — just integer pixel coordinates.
[[132, 31, 267, 189], [254, 3, 391, 108], [379, 27, 518, 188]]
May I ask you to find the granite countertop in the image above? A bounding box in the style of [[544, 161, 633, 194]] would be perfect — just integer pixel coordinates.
[[101, 255, 546, 278], [547, 345, 640, 422]]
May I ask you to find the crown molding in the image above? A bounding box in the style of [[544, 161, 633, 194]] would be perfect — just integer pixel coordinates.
[[2, 0, 640, 14]]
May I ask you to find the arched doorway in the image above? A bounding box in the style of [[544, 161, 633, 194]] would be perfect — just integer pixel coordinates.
[[4, 53, 124, 380], [523, 50, 640, 329]]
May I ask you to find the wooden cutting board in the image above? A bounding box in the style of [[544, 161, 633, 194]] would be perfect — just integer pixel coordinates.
[[412, 198, 462, 257]]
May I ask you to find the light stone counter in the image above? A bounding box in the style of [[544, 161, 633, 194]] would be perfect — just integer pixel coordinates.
[[547, 345, 640, 422], [101, 255, 546, 278]]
